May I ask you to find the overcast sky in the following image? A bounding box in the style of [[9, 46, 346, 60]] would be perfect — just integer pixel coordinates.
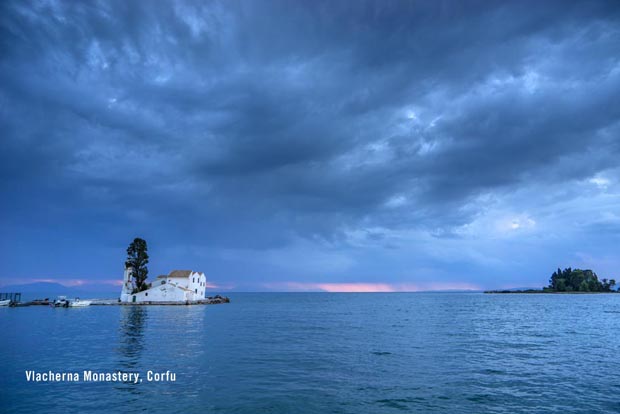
[[1, 0, 619, 291]]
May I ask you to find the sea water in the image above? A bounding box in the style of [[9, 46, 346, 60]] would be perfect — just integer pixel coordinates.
[[1, 293, 619, 413]]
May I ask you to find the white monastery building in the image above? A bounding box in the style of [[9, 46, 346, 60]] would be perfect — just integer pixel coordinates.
[[120, 268, 208, 303]]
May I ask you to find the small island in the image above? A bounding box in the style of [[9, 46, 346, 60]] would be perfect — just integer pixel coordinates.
[[486, 267, 618, 294], [119, 237, 230, 305]]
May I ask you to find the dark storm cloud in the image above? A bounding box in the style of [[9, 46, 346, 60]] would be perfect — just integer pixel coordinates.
[[1, 0, 619, 287]]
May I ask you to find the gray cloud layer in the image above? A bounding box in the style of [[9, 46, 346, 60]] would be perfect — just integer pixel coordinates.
[[1, 0, 619, 289]]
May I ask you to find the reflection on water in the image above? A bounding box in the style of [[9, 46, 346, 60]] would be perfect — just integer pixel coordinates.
[[118, 306, 147, 366], [115, 306, 147, 395]]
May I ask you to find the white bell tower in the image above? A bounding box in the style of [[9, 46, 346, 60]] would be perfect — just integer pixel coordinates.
[[120, 266, 134, 302]]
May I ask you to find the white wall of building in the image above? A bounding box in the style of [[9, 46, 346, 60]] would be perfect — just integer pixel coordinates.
[[120, 269, 208, 303], [129, 283, 189, 302]]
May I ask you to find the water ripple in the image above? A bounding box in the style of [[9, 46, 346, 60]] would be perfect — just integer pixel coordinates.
[[2, 293, 620, 413]]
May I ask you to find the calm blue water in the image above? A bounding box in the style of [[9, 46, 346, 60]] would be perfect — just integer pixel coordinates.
[[1, 293, 620, 413]]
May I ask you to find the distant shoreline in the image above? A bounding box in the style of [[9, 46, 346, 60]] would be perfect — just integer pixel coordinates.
[[484, 290, 620, 294]]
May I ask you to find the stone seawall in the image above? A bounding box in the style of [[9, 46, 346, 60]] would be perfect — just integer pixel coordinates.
[[92, 296, 231, 305]]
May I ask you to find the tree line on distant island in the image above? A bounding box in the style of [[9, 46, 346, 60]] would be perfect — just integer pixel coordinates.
[[486, 267, 619, 293], [546, 268, 616, 292]]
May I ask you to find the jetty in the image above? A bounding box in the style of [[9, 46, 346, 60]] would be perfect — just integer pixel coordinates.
[[4, 295, 230, 307]]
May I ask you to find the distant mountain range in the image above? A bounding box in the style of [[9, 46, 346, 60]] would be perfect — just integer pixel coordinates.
[[0, 282, 118, 299]]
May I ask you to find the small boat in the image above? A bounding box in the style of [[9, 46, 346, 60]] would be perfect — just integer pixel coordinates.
[[52, 296, 69, 307], [68, 298, 91, 307], [0, 299, 10, 306]]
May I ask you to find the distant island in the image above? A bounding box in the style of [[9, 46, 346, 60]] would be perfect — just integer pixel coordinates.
[[486, 267, 618, 293]]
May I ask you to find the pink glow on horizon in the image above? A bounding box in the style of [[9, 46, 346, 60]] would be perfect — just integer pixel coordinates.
[[264, 281, 481, 292], [5, 278, 124, 287], [313, 283, 396, 292]]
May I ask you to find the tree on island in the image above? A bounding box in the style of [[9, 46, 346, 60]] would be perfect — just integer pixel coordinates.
[[547, 267, 616, 292], [125, 237, 149, 293]]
